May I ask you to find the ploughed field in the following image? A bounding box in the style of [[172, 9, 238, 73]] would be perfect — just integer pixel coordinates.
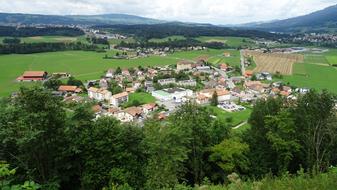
[[243, 50, 304, 75]]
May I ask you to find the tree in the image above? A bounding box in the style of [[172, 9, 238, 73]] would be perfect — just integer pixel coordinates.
[[67, 77, 83, 87], [293, 90, 337, 173], [108, 81, 123, 95], [210, 137, 249, 177], [115, 67, 122, 75], [0, 162, 41, 190], [142, 120, 189, 189], [43, 78, 62, 90], [211, 91, 218, 106], [0, 87, 68, 186]]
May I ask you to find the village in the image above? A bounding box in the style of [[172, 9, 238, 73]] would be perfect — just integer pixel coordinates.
[[15, 50, 311, 124]]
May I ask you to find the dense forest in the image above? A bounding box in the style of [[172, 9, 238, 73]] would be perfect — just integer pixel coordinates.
[[0, 42, 99, 54], [93, 23, 286, 40], [0, 26, 84, 37], [0, 87, 336, 190]]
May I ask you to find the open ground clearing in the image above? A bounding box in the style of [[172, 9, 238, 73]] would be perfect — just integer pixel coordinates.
[[0, 49, 225, 96], [244, 50, 304, 75]]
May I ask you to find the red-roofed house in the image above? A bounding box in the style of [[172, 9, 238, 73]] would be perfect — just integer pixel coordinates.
[[58, 85, 82, 93]]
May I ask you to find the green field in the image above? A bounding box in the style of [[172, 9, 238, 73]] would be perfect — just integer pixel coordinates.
[[0, 49, 226, 96], [109, 37, 136, 45], [122, 92, 156, 108], [195, 36, 255, 48], [0, 36, 87, 44], [284, 62, 337, 93], [207, 49, 241, 67], [207, 106, 252, 127], [149, 35, 186, 43]]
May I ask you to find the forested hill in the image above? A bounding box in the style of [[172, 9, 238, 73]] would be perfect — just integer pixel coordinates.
[[94, 23, 285, 40], [247, 4, 337, 33], [0, 13, 164, 25], [0, 26, 84, 37]]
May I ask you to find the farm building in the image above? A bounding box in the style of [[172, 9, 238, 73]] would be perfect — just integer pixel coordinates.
[[17, 71, 48, 82], [58, 85, 82, 93]]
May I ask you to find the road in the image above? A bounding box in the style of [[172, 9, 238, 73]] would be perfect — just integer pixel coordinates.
[[240, 50, 246, 76], [211, 66, 235, 89]]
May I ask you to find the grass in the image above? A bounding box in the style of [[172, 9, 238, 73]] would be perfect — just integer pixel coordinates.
[[207, 106, 252, 127], [283, 62, 337, 93], [108, 37, 136, 45], [208, 50, 241, 67], [0, 49, 228, 97], [0, 36, 86, 44], [195, 36, 255, 48], [149, 35, 186, 43], [122, 92, 156, 107]]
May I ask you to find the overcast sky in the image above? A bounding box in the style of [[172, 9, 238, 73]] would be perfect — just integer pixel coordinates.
[[1, 0, 337, 24]]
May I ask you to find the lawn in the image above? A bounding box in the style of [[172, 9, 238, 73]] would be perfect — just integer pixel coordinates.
[[0, 49, 228, 97], [122, 92, 156, 107], [283, 62, 337, 93], [207, 106, 252, 127], [149, 35, 186, 43]]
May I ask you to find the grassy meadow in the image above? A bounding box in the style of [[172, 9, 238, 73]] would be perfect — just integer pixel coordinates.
[[195, 36, 255, 48], [282, 49, 337, 93], [0, 49, 225, 96]]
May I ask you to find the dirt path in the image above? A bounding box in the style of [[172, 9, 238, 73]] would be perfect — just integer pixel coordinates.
[[233, 121, 248, 129]]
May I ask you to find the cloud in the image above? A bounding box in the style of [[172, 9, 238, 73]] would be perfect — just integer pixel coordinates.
[[0, 0, 336, 24]]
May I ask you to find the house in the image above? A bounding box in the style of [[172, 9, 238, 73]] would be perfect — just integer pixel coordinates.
[[142, 103, 157, 115], [219, 63, 228, 71], [224, 52, 231, 57], [177, 60, 193, 71], [110, 92, 129, 107], [244, 81, 265, 94], [106, 69, 115, 78], [17, 71, 48, 82], [115, 107, 143, 122], [126, 87, 135, 93], [158, 78, 176, 86], [88, 87, 112, 101], [244, 70, 254, 78], [99, 79, 109, 89], [178, 79, 197, 87], [52, 72, 71, 78], [198, 88, 231, 103], [196, 66, 212, 73], [152, 88, 193, 102], [196, 94, 209, 105], [122, 69, 130, 76], [58, 85, 82, 93]]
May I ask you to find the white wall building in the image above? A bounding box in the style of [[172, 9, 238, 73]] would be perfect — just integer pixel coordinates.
[[110, 92, 129, 107], [88, 87, 112, 101], [152, 88, 193, 101]]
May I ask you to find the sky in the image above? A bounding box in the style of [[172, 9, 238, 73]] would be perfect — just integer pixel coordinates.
[[0, 0, 337, 24]]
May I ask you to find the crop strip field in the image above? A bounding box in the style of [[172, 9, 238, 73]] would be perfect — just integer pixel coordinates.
[[243, 50, 304, 75]]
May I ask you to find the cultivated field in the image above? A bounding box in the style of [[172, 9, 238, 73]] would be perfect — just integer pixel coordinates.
[[243, 50, 304, 75]]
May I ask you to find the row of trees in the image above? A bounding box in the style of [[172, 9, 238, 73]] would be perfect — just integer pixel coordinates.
[[0, 42, 98, 54], [117, 38, 226, 49], [0, 26, 84, 37], [0, 87, 336, 189]]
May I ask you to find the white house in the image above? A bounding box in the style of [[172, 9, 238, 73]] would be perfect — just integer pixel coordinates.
[[198, 88, 231, 103], [110, 92, 129, 107], [158, 78, 176, 86], [114, 107, 143, 122], [178, 79, 197, 87], [88, 87, 112, 101], [152, 88, 193, 101]]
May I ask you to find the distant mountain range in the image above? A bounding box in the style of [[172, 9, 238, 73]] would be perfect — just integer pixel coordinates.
[[243, 4, 337, 33], [1, 4, 337, 33], [0, 13, 165, 25]]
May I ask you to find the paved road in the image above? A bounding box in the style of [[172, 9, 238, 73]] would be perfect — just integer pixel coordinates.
[[233, 121, 248, 129], [240, 50, 246, 76], [211, 66, 236, 89]]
